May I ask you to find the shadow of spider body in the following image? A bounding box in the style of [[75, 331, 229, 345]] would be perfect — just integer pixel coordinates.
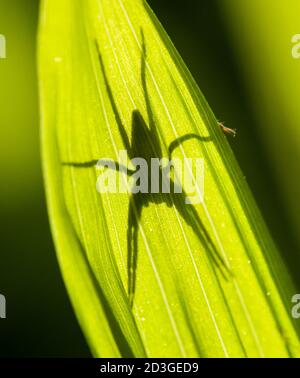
[[123, 110, 226, 306], [63, 31, 232, 307]]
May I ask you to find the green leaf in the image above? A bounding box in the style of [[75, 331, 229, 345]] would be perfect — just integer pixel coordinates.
[[38, 0, 300, 357]]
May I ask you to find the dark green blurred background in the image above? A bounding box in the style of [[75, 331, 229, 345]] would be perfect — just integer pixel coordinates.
[[0, 0, 90, 357], [0, 0, 299, 356]]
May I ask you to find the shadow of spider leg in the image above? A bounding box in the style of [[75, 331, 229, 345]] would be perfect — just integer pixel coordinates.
[[166, 140, 231, 278], [127, 193, 143, 306], [173, 187, 230, 279], [62, 159, 134, 174], [159, 162, 231, 280], [96, 161, 145, 308], [95, 159, 144, 307], [63, 155, 140, 303], [168, 133, 212, 160], [96, 159, 135, 176]]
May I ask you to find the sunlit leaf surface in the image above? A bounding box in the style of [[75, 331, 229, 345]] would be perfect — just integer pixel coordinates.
[[38, 0, 300, 357]]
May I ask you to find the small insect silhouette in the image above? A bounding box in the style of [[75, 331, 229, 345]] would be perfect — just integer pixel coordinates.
[[218, 122, 236, 138], [63, 31, 233, 306]]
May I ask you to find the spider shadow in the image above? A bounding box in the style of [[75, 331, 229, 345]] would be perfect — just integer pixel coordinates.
[[63, 31, 230, 307]]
